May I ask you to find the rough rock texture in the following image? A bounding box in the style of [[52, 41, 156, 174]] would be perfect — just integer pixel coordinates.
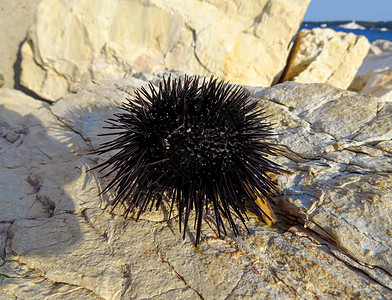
[[0, 0, 42, 89], [350, 68, 392, 100], [280, 28, 370, 89], [0, 73, 4, 88], [1, 72, 392, 299], [19, 0, 310, 101], [371, 39, 392, 54], [349, 43, 392, 99]]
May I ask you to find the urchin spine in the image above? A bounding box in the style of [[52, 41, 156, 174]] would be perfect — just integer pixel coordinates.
[[92, 75, 286, 245]]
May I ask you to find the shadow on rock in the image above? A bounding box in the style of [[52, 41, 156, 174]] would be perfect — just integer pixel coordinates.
[[0, 99, 114, 298]]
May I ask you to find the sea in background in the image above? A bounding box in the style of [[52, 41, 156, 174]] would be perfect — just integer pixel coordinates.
[[300, 21, 392, 43]]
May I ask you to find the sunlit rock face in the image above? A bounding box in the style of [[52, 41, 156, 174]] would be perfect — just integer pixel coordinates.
[[280, 27, 370, 89], [350, 40, 392, 99], [20, 0, 310, 101]]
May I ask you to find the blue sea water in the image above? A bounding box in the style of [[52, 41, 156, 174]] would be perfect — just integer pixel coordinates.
[[299, 25, 392, 43]]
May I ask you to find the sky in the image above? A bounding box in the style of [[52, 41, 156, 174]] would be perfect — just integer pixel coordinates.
[[304, 0, 392, 22]]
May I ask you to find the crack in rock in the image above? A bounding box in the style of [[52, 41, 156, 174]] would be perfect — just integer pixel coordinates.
[[292, 226, 392, 291], [158, 250, 204, 300], [48, 108, 93, 151], [185, 24, 213, 74]]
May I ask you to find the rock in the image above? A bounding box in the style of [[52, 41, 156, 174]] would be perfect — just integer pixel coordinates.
[[0, 73, 3, 88], [367, 39, 391, 56], [356, 47, 392, 76], [0, 0, 42, 89], [20, 0, 310, 101], [1, 73, 392, 299], [369, 44, 383, 56], [280, 28, 370, 89], [349, 45, 392, 99], [372, 39, 392, 53], [349, 68, 392, 99]]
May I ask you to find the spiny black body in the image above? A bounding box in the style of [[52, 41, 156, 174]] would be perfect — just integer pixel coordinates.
[[93, 75, 286, 245]]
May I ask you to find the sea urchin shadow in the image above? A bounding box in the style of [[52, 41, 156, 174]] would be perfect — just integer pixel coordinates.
[[91, 75, 287, 245]]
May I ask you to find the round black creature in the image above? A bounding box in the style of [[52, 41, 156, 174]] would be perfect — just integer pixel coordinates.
[[93, 75, 286, 245]]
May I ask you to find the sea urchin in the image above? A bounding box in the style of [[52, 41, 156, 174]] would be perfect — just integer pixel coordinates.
[[93, 75, 286, 245]]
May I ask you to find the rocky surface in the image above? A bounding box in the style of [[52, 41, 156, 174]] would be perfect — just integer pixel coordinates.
[[280, 28, 370, 89], [20, 0, 310, 101], [350, 68, 392, 100], [1, 72, 392, 299], [0, 0, 42, 89], [371, 39, 392, 55], [350, 41, 392, 99]]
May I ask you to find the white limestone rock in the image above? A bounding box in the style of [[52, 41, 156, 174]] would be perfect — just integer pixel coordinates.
[[349, 49, 392, 99], [281, 28, 370, 89], [372, 39, 392, 54], [1, 74, 392, 299], [20, 0, 310, 101]]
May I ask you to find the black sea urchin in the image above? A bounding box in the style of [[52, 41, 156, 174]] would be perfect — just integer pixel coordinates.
[[93, 75, 286, 245]]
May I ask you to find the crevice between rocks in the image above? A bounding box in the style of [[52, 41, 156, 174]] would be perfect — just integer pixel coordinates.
[[48, 108, 93, 151], [222, 271, 245, 300], [32, 145, 53, 160], [328, 209, 389, 247], [185, 24, 213, 74], [328, 248, 392, 293], [292, 222, 392, 292], [157, 248, 204, 300], [80, 209, 109, 242]]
